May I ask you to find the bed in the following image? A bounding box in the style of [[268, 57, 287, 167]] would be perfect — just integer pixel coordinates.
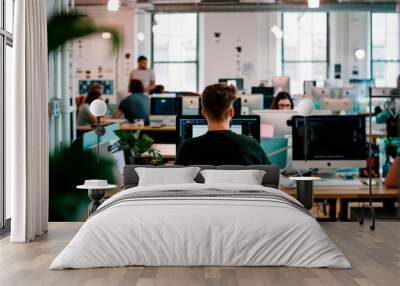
[[50, 165, 350, 269]]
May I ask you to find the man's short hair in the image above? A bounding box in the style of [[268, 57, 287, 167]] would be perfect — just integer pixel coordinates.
[[129, 79, 144, 93], [201, 84, 237, 121], [137, 55, 147, 62]]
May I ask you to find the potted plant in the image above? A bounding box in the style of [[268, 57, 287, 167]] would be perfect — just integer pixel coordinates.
[[108, 130, 164, 165]]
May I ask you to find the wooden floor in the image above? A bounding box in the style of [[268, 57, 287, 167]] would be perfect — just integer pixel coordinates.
[[0, 222, 399, 286]]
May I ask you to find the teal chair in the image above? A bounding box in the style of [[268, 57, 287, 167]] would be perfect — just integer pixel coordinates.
[[261, 137, 288, 170]]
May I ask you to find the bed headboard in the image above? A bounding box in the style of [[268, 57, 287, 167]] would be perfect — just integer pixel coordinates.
[[123, 165, 280, 189]]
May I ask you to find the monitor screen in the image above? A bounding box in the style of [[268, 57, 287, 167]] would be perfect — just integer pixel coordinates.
[[251, 86, 274, 96], [150, 97, 182, 116], [79, 80, 114, 95], [292, 115, 366, 161], [176, 115, 260, 149], [218, 78, 244, 90]]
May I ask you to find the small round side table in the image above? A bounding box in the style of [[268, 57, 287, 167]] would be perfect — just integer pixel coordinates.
[[77, 183, 117, 216], [289, 176, 321, 210]]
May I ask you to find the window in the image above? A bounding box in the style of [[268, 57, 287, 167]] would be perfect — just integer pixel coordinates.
[[282, 12, 328, 94], [1, 0, 14, 229], [152, 13, 198, 92], [372, 13, 400, 87]]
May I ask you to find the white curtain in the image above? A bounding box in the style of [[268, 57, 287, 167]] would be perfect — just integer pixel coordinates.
[[7, 0, 49, 242]]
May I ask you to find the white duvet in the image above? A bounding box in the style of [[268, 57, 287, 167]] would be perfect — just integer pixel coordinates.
[[50, 183, 351, 269]]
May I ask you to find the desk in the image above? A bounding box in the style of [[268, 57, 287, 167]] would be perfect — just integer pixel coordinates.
[[77, 124, 177, 143], [119, 124, 176, 132], [282, 183, 399, 221]]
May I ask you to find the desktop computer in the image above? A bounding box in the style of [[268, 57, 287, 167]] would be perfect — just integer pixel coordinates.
[[150, 94, 181, 125], [238, 94, 263, 115], [251, 86, 274, 109], [291, 115, 367, 169], [252, 109, 332, 137], [303, 81, 316, 96], [181, 96, 200, 116], [198, 97, 242, 117], [176, 115, 260, 150], [272, 76, 290, 93], [218, 78, 244, 90], [311, 87, 330, 101]]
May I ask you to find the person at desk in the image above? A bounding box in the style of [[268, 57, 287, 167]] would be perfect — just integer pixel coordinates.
[[77, 90, 103, 125], [271, 91, 294, 110], [113, 79, 150, 125], [175, 84, 270, 166], [130, 56, 155, 93]]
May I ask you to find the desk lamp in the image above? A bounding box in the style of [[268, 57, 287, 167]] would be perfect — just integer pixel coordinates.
[[90, 99, 107, 162], [290, 99, 320, 210], [298, 98, 314, 161]]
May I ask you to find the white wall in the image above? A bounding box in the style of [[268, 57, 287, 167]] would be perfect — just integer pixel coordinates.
[[199, 12, 281, 92], [75, 6, 136, 96]]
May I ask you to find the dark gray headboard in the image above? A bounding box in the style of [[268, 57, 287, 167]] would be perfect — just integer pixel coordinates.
[[123, 165, 280, 189]]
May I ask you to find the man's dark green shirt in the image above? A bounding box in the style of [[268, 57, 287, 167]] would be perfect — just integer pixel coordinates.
[[175, 130, 270, 166]]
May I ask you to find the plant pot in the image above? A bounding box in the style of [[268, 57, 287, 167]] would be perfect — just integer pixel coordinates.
[[123, 149, 150, 165]]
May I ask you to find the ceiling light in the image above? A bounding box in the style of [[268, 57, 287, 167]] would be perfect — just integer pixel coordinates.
[[270, 25, 283, 39], [137, 32, 146, 42], [102, 32, 111, 39], [308, 0, 320, 9], [354, 49, 366, 60], [107, 0, 120, 12]]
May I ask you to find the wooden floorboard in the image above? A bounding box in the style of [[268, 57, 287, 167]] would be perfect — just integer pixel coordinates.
[[0, 222, 399, 286]]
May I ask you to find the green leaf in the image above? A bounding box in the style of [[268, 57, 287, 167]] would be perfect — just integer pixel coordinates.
[[47, 11, 121, 53]]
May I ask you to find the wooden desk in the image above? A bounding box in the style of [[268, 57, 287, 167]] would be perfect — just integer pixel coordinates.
[[282, 184, 399, 221], [119, 124, 176, 132]]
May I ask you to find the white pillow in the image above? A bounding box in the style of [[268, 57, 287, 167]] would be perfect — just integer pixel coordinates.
[[135, 167, 201, 186], [200, 169, 266, 185]]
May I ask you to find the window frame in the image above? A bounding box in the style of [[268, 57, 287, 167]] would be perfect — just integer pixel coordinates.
[[151, 12, 199, 92], [0, 0, 13, 231], [370, 12, 400, 87], [281, 12, 330, 93]]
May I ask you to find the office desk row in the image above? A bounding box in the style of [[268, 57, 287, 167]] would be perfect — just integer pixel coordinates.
[[140, 143, 399, 222]]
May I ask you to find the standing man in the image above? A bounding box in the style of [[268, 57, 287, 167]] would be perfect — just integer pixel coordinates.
[[130, 56, 156, 93]]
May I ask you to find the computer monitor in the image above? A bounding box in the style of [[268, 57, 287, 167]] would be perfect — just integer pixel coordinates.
[[181, 96, 200, 116], [303, 81, 316, 96], [291, 115, 367, 169], [252, 109, 332, 138], [239, 94, 264, 115], [251, 86, 274, 96], [150, 94, 182, 125], [198, 97, 242, 117], [272, 76, 290, 93], [320, 98, 353, 112], [251, 87, 274, 109], [218, 78, 244, 90], [176, 115, 260, 149], [311, 87, 330, 101]]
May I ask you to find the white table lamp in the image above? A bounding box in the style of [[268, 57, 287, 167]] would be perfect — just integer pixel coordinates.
[[90, 99, 107, 162]]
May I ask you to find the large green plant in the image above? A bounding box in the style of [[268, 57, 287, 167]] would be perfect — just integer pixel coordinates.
[[108, 130, 164, 165], [47, 11, 121, 53], [49, 144, 116, 221]]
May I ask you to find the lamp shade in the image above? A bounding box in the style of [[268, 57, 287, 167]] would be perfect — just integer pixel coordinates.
[[90, 99, 107, 117], [298, 99, 314, 116], [354, 49, 366, 60]]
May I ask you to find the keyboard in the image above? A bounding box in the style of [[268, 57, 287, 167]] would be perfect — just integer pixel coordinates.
[[314, 178, 363, 187], [279, 175, 363, 188]]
